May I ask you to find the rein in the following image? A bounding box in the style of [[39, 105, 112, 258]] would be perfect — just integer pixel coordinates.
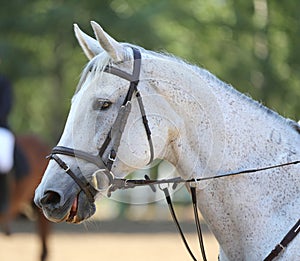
[[99, 159, 300, 261], [47, 47, 300, 261], [103, 160, 300, 194]]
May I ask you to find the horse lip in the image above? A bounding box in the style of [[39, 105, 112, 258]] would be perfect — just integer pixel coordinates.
[[66, 194, 79, 223], [39, 190, 96, 224], [39, 192, 79, 223], [42, 209, 69, 223]]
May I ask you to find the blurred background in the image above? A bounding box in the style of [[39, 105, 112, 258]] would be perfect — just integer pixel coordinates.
[[0, 0, 299, 260], [0, 0, 299, 144]]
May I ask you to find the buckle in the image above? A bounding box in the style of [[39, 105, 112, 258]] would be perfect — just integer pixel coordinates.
[[108, 151, 116, 162], [277, 243, 285, 251]]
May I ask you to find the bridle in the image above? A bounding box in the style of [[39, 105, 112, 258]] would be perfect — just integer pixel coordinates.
[[47, 47, 300, 261], [48, 47, 154, 204]]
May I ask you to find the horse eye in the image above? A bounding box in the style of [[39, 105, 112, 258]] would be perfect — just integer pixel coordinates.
[[101, 101, 112, 110], [93, 99, 112, 111]]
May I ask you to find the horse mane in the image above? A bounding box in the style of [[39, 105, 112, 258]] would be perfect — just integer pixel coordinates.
[[143, 48, 297, 131], [74, 44, 298, 133], [74, 52, 112, 96], [167, 51, 300, 133], [287, 119, 300, 134], [74, 45, 134, 96]]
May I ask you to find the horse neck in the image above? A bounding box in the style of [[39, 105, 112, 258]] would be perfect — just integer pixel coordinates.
[[147, 57, 300, 259], [144, 56, 300, 259], [145, 57, 300, 177]]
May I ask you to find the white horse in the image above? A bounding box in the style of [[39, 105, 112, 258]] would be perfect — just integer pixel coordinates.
[[34, 21, 300, 260]]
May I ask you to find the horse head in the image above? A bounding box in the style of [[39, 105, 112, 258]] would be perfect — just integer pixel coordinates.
[[34, 22, 188, 223]]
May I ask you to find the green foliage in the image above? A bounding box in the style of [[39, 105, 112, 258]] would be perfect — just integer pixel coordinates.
[[0, 0, 299, 144]]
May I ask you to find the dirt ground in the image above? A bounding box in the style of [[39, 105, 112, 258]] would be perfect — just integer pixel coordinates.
[[0, 219, 219, 261]]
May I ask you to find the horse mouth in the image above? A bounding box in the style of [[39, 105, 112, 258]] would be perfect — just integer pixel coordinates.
[[38, 189, 96, 224], [66, 194, 79, 223], [65, 192, 96, 224]]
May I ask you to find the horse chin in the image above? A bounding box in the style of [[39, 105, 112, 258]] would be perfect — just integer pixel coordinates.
[[65, 191, 96, 224]]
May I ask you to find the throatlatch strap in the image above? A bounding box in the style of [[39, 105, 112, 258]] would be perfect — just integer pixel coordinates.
[[162, 187, 197, 261]]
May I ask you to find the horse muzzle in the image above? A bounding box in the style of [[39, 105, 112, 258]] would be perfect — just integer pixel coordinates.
[[34, 168, 97, 224]]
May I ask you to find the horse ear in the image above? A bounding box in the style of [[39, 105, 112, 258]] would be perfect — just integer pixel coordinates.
[[90, 21, 124, 62], [74, 24, 103, 60]]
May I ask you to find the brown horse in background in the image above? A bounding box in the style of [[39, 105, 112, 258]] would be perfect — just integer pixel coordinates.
[[0, 135, 51, 261]]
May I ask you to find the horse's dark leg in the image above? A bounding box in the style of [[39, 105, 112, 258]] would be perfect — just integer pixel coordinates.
[[0, 174, 10, 214], [0, 173, 12, 235], [2, 221, 12, 235], [35, 206, 51, 261]]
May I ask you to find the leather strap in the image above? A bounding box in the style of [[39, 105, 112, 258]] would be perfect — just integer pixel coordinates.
[[162, 187, 197, 261], [191, 186, 207, 261], [162, 186, 208, 261], [264, 218, 300, 261], [51, 146, 107, 169], [49, 154, 97, 203], [98, 47, 153, 168]]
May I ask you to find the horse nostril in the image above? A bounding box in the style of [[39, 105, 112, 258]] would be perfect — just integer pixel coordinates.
[[41, 191, 61, 205]]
